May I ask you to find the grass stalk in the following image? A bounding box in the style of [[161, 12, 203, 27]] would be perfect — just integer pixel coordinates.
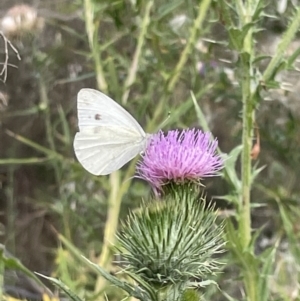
[[167, 0, 212, 92], [39, 78, 61, 181], [0, 157, 50, 164], [84, 0, 108, 93], [121, 1, 153, 105], [5, 129, 62, 159], [6, 168, 15, 253], [94, 171, 120, 294], [0, 255, 3, 301]]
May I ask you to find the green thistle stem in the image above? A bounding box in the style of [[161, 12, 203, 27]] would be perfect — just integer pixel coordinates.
[[237, 0, 255, 251], [237, 1, 258, 301]]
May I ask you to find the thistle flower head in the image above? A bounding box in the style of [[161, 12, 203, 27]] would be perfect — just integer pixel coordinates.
[[137, 129, 223, 192], [116, 193, 224, 287]]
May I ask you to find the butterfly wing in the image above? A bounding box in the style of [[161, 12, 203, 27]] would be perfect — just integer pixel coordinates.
[[74, 127, 147, 175], [74, 89, 147, 175], [77, 88, 145, 135]]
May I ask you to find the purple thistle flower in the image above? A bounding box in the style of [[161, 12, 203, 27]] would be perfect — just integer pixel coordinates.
[[137, 129, 223, 191]]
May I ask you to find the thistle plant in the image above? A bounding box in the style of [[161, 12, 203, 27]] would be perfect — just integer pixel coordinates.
[[78, 129, 225, 301], [41, 129, 224, 301]]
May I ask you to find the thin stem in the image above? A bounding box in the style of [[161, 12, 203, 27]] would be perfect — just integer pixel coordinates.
[[5, 129, 63, 159], [167, 0, 212, 92], [39, 79, 60, 180], [84, 0, 108, 92], [122, 1, 153, 105], [0, 157, 50, 164], [0, 251, 3, 301], [95, 171, 121, 294], [6, 168, 15, 253]]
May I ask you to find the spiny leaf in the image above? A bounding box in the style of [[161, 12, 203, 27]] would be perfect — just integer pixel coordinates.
[[35, 273, 83, 301], [81, 256, 153, 301]]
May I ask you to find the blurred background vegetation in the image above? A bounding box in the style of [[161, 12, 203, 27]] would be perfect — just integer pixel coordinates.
[[0, 0, 300, 300]]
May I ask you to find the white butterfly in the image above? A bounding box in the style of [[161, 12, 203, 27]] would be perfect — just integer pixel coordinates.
[[74, 88, 150, 175]]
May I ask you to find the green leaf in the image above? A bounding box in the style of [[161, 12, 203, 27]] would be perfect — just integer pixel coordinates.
[[228, 28, 243, 51], [253, 0, 268, 21], [260, 79, 281, 89], [81, 256, 153, 301], [225, 220, 243, 253], [261, 12, 278, 19], [35, 273, 83, 301], [217, 0, 235, 27], [190, 87, 214, 133], [222, 145, 242, 191], [214, 194, 239, 205], [57, 233, 117, 278], [190, 279, 218, 288], [156, 1, 184, 20], [225, 221, 258, 271], [251, 164, 266, 184], [228, 23, 255, 51], [277, 202, 300, 257], [57, 105, 72, 146], [181, 288, 200, 301], [123, 270, 157, 301], [286, 46, 300, 69], [239, 51, 251, 66], [0, 244, 52, 296], [253, 55, 272, 64], [257, 246, 277, 301]]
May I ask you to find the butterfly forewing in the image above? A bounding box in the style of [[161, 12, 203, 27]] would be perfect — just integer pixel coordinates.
[[77, 89, 145, 136]]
